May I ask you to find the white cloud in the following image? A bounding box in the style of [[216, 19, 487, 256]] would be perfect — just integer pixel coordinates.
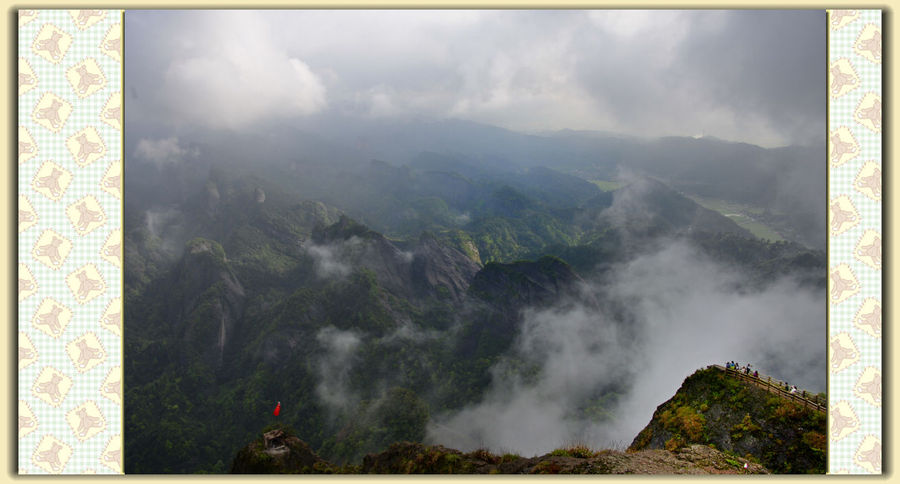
[[157, 11, 326, 129], [133, 137, 194, 166], [315, 326, 362, 410], [304, 242, 352, 279]]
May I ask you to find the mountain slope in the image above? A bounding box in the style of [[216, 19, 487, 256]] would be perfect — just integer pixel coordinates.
[[629, 367, 825, 474]]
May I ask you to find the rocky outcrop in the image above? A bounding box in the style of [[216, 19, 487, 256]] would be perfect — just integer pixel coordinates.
[[231, 428, 333, 474], [629, 367, 825, 474]]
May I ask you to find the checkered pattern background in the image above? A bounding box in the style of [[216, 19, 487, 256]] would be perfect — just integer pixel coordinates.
[[16, 9, 882, 475], [827, 9, 882, 475], [18, 10, 123, 475]]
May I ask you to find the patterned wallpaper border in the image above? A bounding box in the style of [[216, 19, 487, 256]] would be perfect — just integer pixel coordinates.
[[18, 9, 123, 475], [826, 8, 882, 475]]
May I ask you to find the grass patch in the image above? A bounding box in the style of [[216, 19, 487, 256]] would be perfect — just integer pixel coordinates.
[[550, 445, 598, 459], [500, 453, 521, 463]]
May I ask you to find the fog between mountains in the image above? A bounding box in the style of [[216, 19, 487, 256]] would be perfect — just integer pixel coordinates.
[[426, 240, 824, 456]]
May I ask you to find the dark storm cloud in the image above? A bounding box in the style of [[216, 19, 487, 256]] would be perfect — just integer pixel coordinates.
[[673, 10, 825, 146], [126, 9, 824, 147], [574, 10, 824, 146]]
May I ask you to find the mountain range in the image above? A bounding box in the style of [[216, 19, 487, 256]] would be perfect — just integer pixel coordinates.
[[124, 119, 825, 473]]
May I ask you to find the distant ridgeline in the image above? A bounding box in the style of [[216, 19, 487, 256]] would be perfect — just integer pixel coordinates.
[[228, 366, 824, 474], [124, 153, 824, 473]]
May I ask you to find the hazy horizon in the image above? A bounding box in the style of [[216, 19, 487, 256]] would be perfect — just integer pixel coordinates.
[[125, 9, 825, 149]]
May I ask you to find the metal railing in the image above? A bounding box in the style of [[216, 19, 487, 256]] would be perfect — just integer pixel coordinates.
[[711, 365, 826, 413]]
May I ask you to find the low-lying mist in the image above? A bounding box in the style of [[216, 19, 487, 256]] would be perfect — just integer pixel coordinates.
[[426, 239, 825, 456]]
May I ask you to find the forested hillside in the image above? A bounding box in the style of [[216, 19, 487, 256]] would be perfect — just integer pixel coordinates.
[[125, 128, 825, 473]]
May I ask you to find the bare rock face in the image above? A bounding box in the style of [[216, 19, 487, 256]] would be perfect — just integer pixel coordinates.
[[410, 232, 481, 302]]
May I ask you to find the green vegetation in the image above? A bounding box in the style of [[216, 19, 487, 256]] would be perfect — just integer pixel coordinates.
[[550, 445, 600, 458], [686, 195, 785, 242], [319, 387, 430, 464], [589, 179, 622, 192], [500, 453, 522, 462], [660, 405, 706, 441], [731, 414, 762, 440]]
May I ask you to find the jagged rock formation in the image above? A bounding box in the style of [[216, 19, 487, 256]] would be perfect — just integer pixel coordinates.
[[629, 367, 825, 474]]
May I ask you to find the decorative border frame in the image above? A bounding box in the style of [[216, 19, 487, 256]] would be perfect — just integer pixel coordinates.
[[826, 8, 882, 475], [17, 10, 123, 475], [16, 8, 881, 475]]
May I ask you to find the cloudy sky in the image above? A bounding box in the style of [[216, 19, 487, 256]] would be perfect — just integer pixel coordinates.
[[126, 9, 824, 147]]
